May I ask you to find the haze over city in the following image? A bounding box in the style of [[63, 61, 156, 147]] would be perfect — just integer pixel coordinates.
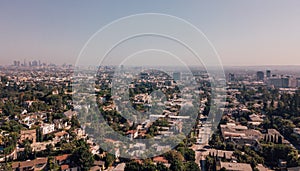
[[1, 0, 300, 66]]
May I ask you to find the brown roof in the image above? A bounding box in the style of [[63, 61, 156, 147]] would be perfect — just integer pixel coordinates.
[[267, 129, 282, 136], [55, 154, 70, 161], [61, 164, 70, 170], [113, 163, 126, 171], [20, 129, 36, 134], [153, 156, 168, 163], [12, 157, 48, 169], [288, 166, 300, 171], [126, 130, 137, 134], [133, 159, 143, 164], [220, 162, 252, 171], [245, 129, 262, 137], [94, 160, 105, 166], [90, 166, 102, 171], [256, 164, 273, 171], [104, 138, 118, 143], [64, 110, 77, 118], [54, 131, 69, 137]]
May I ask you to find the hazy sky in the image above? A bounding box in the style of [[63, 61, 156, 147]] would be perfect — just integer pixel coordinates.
[[1, 1, 300, 66]]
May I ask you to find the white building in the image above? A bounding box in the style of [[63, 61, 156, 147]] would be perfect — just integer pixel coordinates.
[[41, 123, 55, 135]]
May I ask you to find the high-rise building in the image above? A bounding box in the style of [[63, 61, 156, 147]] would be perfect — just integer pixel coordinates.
[[32, 60, 38, 66], [282, 77, 289, 88], [256, 71, 264, 81], [266, 70, 271, 78], [229, 73, 235, 82], [173, 72, 181, 81], [23, 59, 27, 67], [268, 77, 289, 88], [289, 77, 297, 88], [13, 60, 20, 67], [296, 78, 300, 87]]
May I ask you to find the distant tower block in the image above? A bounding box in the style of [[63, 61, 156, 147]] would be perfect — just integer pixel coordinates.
[[229, 73, 235, 82], [266, 70, 271, 78], [256, 71, 264, 81], [173, 72, 181, 81]]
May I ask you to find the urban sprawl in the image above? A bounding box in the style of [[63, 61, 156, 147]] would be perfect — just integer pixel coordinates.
[[0, 61, 300, 171]]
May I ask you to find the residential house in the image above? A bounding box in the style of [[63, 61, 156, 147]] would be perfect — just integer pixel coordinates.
[[112, 163, 126, 171], [54, 131, 70, 142], [55, 154, 70, 165], [40, 123, 55, 135], [19, 129, 36, 143], [64, 110, 78, 119], [12, 157, 48, 171], [217, 161, 252, 171]]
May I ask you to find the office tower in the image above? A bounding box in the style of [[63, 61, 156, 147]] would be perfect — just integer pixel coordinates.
[[229, 73, 235, 82], [23, 59, 27, 67], [256, 71, 264, 81], [297, 78, 300, 87], [32, 60, 38, 66], [282, 77, 289, 88], [173, 72, 181, 81], [289, 77, 297, 88], [13, 60, 20, 66], [266, 70, 271, 78], [268, 77, 290, 88]]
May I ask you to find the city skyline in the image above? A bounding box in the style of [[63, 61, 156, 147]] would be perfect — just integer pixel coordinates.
[[6, 58, 300, 67]]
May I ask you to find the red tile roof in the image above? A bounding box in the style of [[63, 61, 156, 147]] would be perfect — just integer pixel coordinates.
[[55, 154, 70, 161], [126, 130, 137, 134], [153, 156, 168, 163], [12, 157, 48, 169], [61, 164, 70, 170]]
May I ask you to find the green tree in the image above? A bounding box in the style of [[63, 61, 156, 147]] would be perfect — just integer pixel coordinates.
[[184, 161, 200, 171], [45, 144, 53, 155], [220, 167, 227, 171], [2, 101, 15, 117], [105, 153, 115, 168], [170, 160, 184, 171], [278, 136, 283, 144], [47, 156, 60, 171], [71, 116, 81, 128], [124, 161, 141, 171], [71, 139, 94, 171], [21, 141, 33, 161], [156, 162, 170, 171]]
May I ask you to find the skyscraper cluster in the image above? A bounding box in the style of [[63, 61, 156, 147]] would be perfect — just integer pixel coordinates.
[[13, 59, 43, 67]]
